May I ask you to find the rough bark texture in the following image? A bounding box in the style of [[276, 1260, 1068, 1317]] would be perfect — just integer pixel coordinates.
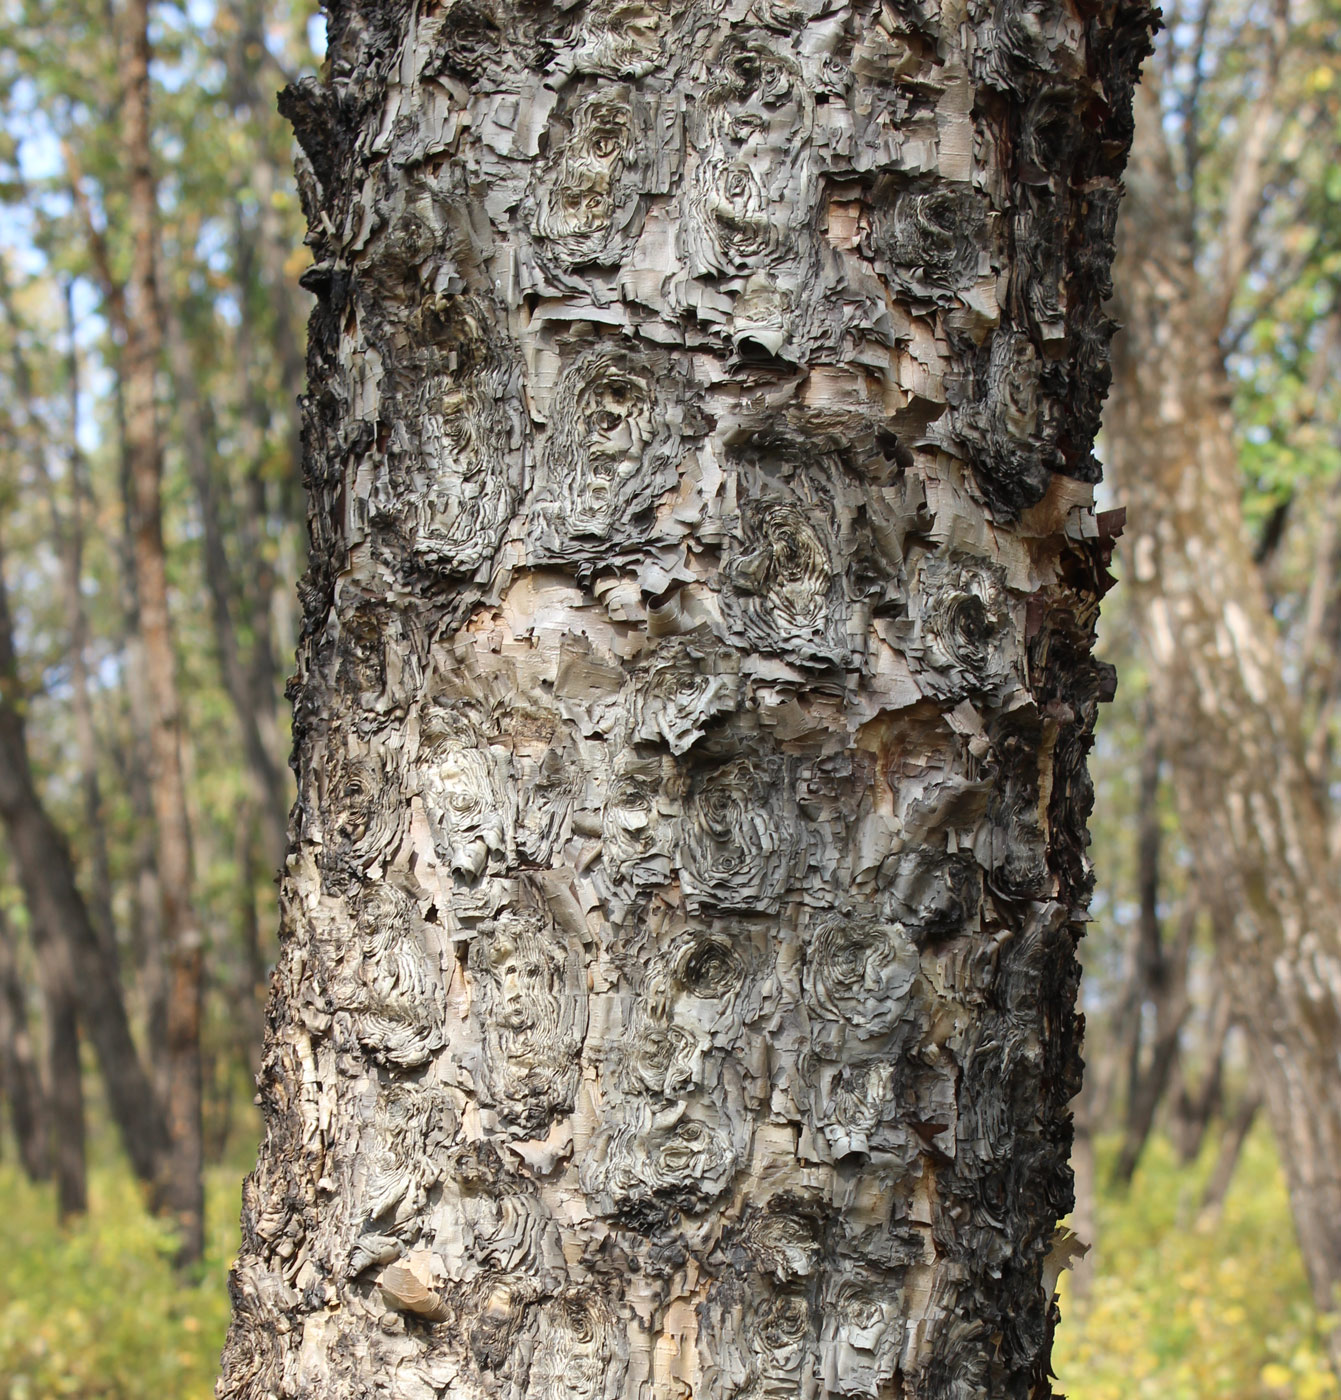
[[1108, 77, 1341, 1362], [219, 3, 1152, 1397]]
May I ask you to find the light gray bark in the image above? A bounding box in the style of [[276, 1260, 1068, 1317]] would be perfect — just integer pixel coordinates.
[[219, 2, 1152, 1397]]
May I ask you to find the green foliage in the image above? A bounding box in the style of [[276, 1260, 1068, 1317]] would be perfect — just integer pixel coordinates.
[[1056, 1132, 1338, 1400], [0, 1161, 242, 1400]]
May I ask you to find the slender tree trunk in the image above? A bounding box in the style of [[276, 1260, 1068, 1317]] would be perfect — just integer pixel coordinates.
[[1068, 1082, 1098, 1303], [33, 926, 87, 1220], [0, 271, 118, 957], [165, 303, 289, 868], [1198, 1091, 1260, 1222], [1114, 905, 1193, 1185], [64, 142, 171, 1041], [0, 909, 48, 1184], [59, 285, 119, 959], [0, 542, 169, 1189], [118, 0, 205, 1262], [1109, 74, 1341, 1369], [1169, 989, 1229, 1165], [220, 2, 1153, 1395]]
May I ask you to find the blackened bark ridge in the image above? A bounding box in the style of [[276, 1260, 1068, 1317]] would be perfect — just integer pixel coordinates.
[[220, 2, 1153, 1397]]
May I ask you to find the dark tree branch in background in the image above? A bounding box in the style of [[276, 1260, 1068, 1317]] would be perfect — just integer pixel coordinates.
[[1199, 1090, 1263, 1219], [0, 909, 47, 1186], [0, 535, 168, 1189], [1207, 0, 1290, 340], [1181, 0, 1216, 229], [165, 303, 288, 869]]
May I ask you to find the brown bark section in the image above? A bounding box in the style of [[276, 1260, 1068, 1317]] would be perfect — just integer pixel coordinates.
[[220, 1, 1153, 1396], [118, 0, 205, 1262], [1108, 75, 1341, 1358]]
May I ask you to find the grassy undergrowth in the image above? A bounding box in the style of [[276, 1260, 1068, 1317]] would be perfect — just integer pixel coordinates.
[[0, 1156, 244, 1400], [1055, 1128, 1338, 1400], [0, 1123, 1333, 1398]]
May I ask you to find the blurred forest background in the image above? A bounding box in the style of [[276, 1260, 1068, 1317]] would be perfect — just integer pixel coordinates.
[[0, 0, 1339, 1396]]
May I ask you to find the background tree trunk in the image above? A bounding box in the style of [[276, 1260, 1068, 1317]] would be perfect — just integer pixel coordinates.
[[0, 540, 169, 1189], [118, 0, 206, 1263], [219, 1, 1152, 1395], [1108, 74, 1341, 1369], [0, 909, 48, 1185], [34, 927, 87, 1220]]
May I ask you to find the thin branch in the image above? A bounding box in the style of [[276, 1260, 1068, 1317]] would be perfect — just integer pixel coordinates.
[[1207, 0, 1291, 340], [1181, 0, 1216, 227], [60, 140, 128, 337]]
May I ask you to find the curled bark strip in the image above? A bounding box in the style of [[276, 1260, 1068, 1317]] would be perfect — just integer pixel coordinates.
[[529, 1289, 627, 1400], [871, 180, 992, 302], [319, 742, 406, 888], [526, 87, 647, 277], [953, 330, 1059, 513], [417, 699, 514, 880], [581, 1096, 743, 1218], [902, 551, 1019, 703], [373, 295, 525, 582], [468, 911, 587, 1136], [677, 756, 802, 914], [529, 344, 684, 566], [723, 496, 850, 669], [626, 634, 740, 756], [684, 37, 814, 277], [804, 912, 919, 1039], [344, 883, 446, 1070]]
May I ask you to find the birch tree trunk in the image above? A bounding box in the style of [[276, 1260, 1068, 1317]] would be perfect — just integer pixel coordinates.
[[219, 2, 1152, 1395], [1108, 76, 1341, 1366]]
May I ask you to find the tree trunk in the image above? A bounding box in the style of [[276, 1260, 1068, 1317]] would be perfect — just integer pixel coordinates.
[[219, 2, 1153, 1396], [118, 0, 206, 1263], [1198, 1091, 1259, 1223], [59, 282, 119, 960], [1108, 74, 1341, 1369], [35, 929, 87, 1220], [0, 541, 169, 1189], [0, 909, 48, 1184], [165, 301, 290, 870]]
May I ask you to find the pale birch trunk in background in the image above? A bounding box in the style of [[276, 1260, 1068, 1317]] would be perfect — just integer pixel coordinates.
[[1109, 75, 1341, 1370], [219, 0, 1152, 1394]]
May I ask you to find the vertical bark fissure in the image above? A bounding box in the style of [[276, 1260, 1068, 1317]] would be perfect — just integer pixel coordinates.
[[221, 2, 1153, 1396]]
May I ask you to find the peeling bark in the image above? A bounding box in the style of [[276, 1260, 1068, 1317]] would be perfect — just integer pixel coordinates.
[[219, 2, 1152, 1396]]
